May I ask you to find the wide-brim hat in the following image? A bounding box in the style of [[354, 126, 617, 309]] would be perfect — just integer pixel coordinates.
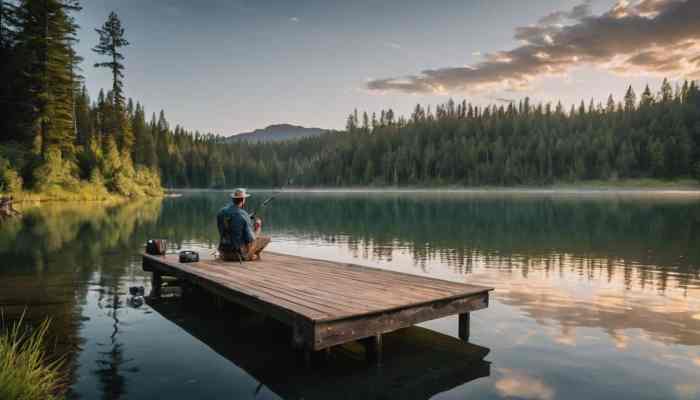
[[231, 188, 251, 199]]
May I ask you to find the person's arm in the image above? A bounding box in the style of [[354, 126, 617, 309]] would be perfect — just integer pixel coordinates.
[[240, 210, 256, 244]]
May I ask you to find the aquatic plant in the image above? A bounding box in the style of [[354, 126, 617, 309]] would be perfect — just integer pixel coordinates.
[[0, 314, 66, 400]]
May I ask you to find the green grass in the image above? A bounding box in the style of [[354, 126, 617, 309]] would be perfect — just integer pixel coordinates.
[[2, 181, 164, 203], [7, 187, 119, 202], [0, 314, 66, 400]]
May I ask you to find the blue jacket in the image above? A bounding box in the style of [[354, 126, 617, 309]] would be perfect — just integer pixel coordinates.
[[217, 204, 255, 251]]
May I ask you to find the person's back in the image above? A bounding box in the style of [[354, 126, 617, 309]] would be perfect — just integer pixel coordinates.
[[217, 203, 253, 252], [217, 188, 270, 261]]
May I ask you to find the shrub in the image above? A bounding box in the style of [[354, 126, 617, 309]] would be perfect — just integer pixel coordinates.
[[134, 166, 163, 196], [100, 137, 122, 182], [0, 315, 65, 400], [113, 170, 138, 196], [0, 157, 23, 194], [32, 148, 79, 192]]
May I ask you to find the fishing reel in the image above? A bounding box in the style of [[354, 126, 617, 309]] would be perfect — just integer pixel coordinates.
[[179, 250, 200, 263]]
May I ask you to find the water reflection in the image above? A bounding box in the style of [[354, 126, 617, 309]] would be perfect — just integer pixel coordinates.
[[0, 191, 699, 399], [260, 192, 700, 350], [146, 294, 490, 400], [0, 199, 162, 398]]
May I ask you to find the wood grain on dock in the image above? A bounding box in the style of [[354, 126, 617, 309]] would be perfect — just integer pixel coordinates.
[[143, 252, 492, 357]]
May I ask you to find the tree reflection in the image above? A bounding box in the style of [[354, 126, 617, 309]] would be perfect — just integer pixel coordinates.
[[2, 191, 700, 398], [0, 199, 162, 399]]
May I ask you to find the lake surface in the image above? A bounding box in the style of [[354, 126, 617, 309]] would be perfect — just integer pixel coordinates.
[[1, 190, 699, 399]]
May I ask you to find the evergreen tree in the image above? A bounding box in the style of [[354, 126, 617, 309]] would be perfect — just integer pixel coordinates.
[[659, 78, 673, 103], [14, 0, 82, 160], [93, 11, 133, 152], [93, 11, 128, 111], [624, 85, 637, 112], [640, 85, 654, 107], [75, 84, 92, 145]]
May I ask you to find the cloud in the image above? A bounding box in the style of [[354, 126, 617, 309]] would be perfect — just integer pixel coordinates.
[[675, 384, 700, 399], [489, 96, 516, 103], [384, 42, 402, 50], [367, 0, 700, 94], [290, 16, 299, 23], [537, 0, 593, 26]]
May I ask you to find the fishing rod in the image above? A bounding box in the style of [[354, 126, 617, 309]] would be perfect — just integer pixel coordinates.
[[249, 181, 288, 220], [249, 196, 275, 220]]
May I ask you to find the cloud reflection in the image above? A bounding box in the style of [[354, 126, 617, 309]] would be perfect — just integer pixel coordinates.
[[264, 193, 700, 348], [494, 368, 555, 400], [473, 261, 700, 346], [675, 384, 700, 399]]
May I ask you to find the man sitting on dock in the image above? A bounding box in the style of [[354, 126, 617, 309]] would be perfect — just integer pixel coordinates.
[[217, 188, 270, 262]]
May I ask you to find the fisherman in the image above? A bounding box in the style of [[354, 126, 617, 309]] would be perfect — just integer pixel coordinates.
[[217, 188, 270, 261]]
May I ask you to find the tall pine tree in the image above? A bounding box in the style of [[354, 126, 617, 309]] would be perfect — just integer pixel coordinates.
[[93, 11, 133, 152], [14, 0, 82, 160]]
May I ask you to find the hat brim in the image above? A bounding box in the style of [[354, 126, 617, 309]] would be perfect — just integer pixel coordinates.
[[231, 193, 251, 198]]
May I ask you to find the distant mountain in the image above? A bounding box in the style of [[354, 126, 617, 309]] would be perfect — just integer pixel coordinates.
[[225, 124, 331, 143]]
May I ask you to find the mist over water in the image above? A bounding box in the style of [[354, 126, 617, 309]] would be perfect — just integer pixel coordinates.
[[1, 190, 699, 399]]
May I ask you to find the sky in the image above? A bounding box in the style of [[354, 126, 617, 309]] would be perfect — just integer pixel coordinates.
[[73, 0, 700, 135]]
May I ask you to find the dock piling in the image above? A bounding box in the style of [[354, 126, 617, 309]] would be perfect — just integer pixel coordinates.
[[361, 334, 383, 365], [458, 313, 470, 341], [151, 271, 162, 298]]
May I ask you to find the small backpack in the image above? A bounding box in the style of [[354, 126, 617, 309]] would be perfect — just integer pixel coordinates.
[[146, 239, 167, 255]]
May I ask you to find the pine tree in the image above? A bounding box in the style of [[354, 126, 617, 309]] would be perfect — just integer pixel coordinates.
[[605, 94, 615, 114], [14, 0, 82, 160], [624, 86, 636, 112], [93, 12, 128, 111], [75, 84, 91, 145], [93, 12, 133, 152], [640, 85, 654, 107], [0, 0, 22, 142], [659, 78, 672, 103]]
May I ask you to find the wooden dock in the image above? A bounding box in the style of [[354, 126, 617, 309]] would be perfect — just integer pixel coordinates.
[[142, 252, 492, 362]]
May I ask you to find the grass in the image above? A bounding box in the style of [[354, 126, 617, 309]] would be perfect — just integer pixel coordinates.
[[3, 181, 164, 203], [7, 188, 120, 203], [0, 314, 66, 400]]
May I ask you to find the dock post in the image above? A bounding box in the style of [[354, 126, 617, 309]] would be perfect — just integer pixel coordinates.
[[322, 347, 332, 363], [361, 334, 382, 365], [292, 323, 312, 367], [180, 280, 188, 301], [458, 312, 470, 341], [151, 272, 162, 298], [302, 349, 312, 367]]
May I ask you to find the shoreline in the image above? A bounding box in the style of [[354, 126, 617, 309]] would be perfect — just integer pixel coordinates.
[[168, 179, 700, 194], [5, 179, 699, 202], [2, 191, 165, 204]]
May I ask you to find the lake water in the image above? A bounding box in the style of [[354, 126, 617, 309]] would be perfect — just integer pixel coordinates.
[[1, 190, 699, 400]]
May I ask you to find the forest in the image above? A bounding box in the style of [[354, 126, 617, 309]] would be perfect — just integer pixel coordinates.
[[0, 0, 160, 198], [1, 1, 700, 195]]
